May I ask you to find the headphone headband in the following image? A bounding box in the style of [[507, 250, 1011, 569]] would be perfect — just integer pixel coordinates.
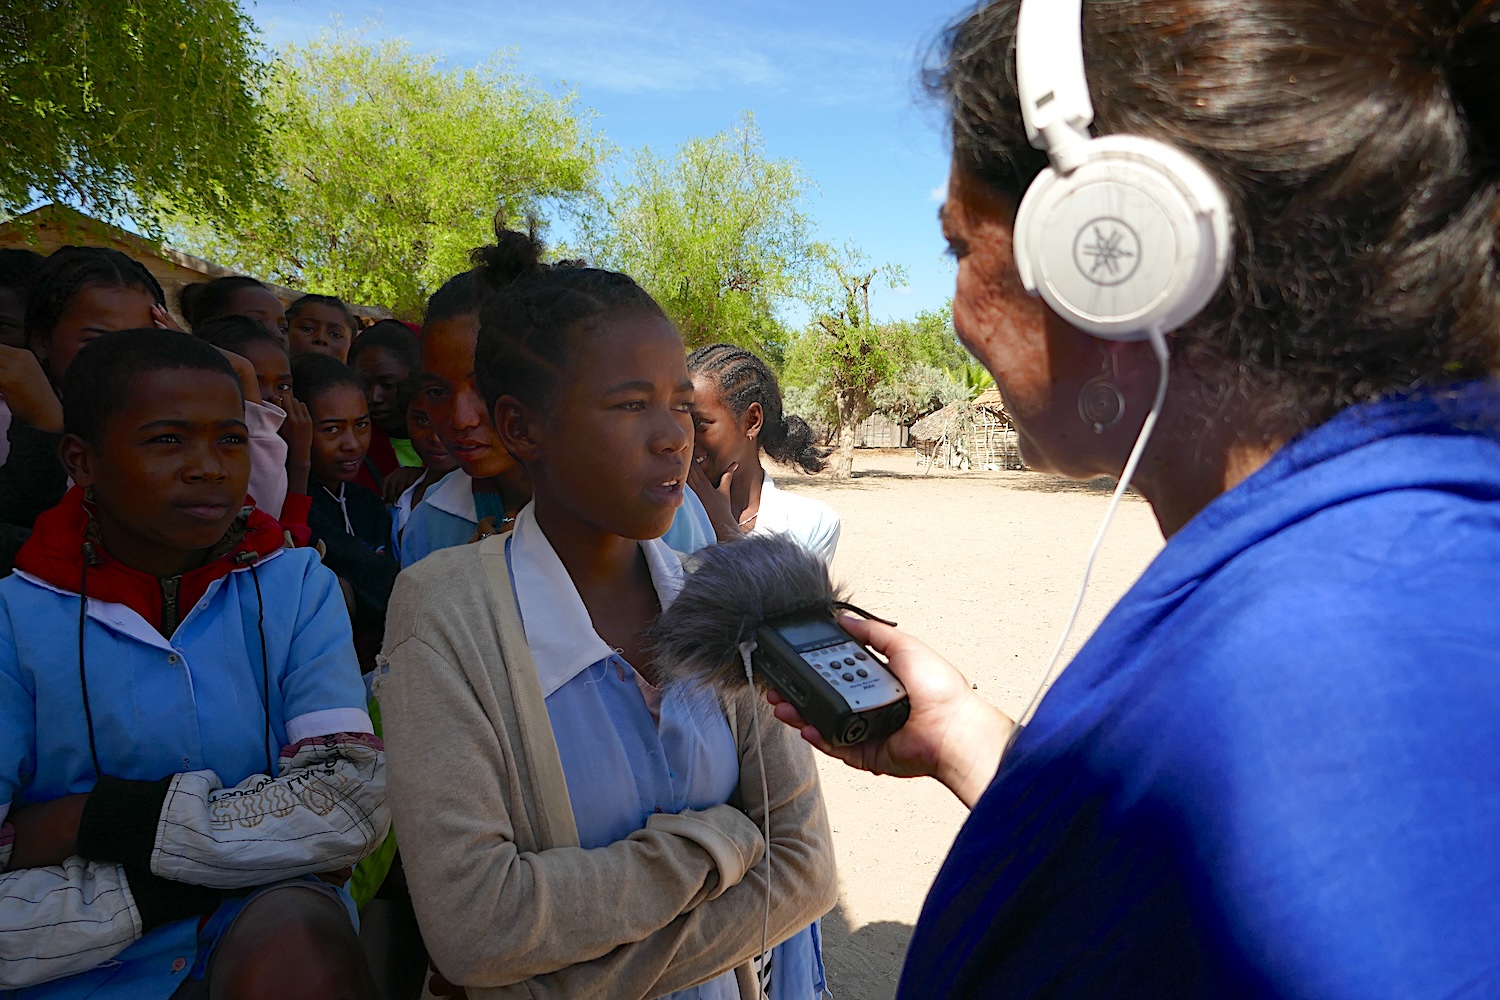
[[1017, 0, 1094, 171]]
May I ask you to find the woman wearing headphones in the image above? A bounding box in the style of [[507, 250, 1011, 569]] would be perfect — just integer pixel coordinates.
[[772, 1, 1500, 996]]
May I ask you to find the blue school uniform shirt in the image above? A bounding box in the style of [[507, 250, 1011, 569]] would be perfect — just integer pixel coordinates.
[[0, 547, 371, 999], [399, 468, 716, 567], [899, 380, 1500, 999], [507, 503, 825, 1000]]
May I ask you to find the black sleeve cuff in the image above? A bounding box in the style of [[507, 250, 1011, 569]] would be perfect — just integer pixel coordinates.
[[76, 775, 174, 868], [124, 866, 222, 931]]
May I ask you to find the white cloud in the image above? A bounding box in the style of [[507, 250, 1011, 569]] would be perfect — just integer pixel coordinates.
[[312, 0, 911, 105], [928, 183, 946, 202], [892, 285, 915, 296]]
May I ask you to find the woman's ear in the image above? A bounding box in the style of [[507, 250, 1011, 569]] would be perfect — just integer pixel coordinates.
[[59, 433, 95, 488], [743, 401, 764, 442], [493, 396, 543, 464]]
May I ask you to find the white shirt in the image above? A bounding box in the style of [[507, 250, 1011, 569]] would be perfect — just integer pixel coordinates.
[[753, 473, 841, 565], [509, 500, 685, 698]]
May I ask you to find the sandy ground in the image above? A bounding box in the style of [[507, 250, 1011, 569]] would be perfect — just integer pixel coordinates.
[[770, 450, 1165, 1000]]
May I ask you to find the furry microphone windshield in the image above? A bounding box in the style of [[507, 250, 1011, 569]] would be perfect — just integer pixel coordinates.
[[648, 532, 848, 693]]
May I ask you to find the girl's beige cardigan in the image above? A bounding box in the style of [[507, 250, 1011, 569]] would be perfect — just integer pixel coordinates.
[[378, 536, 838, 999]]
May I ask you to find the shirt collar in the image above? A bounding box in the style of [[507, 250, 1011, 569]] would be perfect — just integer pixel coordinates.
[[753, 472, 789, 532], [510, 501, 685, 698], [423, 468, 476, 522]]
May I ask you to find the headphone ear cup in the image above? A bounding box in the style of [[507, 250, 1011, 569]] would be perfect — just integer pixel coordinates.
[[1013, 135, 1232, 343]]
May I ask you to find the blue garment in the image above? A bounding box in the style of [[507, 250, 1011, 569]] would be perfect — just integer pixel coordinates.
[[900, 381, 1500, 999], [506, 506, 825, 1000], [0, 547, 371, 999], [399, 468, 717, 566]]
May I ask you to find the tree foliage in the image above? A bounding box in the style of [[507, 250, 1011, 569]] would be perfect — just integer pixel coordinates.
[[173, 34, 606, 319], [1, 0, 270, 227], [576, 114, 818, 355], [783, 245, 909, 478]]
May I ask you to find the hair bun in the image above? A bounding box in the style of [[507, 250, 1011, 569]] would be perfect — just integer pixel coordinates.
[[470, 214, 545, 290], [1451, 0, 1500, 157]]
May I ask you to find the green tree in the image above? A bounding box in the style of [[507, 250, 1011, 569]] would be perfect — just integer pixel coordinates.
[[576, 114, 818, 355], [784, 244, 908, 479], [1, 0, 269, 226], [173, 34, 606, 319]]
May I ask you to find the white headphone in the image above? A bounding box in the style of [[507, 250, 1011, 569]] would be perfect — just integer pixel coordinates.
[[1011, 0, 1233, 342]]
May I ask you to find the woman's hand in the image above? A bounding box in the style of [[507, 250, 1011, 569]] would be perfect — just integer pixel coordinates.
[[211, 346, 261, 405], [428, 965, 468, 998], [279, 397, 313, 496], [151, 304, 186, 333], [381, 465, 425, 506], [5, 792, 90, 870], [0, 345, 62, 433], [768, 615, 1016, 809], [688, 457, 743, 541]]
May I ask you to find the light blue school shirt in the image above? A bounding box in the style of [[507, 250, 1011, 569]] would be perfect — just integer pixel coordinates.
[[507, 503, 825, 1000], [399, 469, 716, 567]]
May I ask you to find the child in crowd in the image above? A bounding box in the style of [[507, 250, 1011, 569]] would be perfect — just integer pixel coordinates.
[[0, 249, 43, 350], [287, 294, 357, 363], [389, 400, 458, 548], [292, 353, 398, 673], [179, 275, 289, 347], [396, 232, 542, 567], [0, 329, 386, 998], [196, 315, 314, 504], [379, 266, 834, 998], [0, 249, 45, 469], [400, 227, 714, 566], [687, 344, 841, 563], [348, 320, 424, 496], [0, 247, 185, 532]]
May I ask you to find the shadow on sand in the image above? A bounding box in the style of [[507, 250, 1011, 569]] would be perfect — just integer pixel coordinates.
[[819, 900, 914, 1000]]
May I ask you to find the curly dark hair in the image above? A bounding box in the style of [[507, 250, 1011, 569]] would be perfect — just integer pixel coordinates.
[[423, 219, 547, 327], [926, 0, 1500, 437], [687, 343, 828, 473]]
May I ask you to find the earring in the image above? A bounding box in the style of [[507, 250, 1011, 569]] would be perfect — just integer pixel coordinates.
[[1077, 350, 1125, 435], [82, 486, 96, 506]]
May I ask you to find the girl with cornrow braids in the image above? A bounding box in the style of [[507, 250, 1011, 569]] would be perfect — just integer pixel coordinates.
[[0, 247, 170, 531], [1, 248, 300, 534], [379, 265, 835, 999], [686, 344, 841, 563]]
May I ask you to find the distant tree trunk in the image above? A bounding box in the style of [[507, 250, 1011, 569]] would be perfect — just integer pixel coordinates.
[[832, 389, 860, 479]]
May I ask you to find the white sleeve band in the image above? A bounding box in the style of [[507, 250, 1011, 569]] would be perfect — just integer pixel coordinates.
[[286, 707, 374, 743]]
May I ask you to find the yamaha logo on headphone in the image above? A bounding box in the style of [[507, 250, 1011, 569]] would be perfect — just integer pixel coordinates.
[[1073, 217, 1141, 287]]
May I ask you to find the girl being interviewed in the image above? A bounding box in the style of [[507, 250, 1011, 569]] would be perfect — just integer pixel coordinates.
[[377, 265, 835, 999]]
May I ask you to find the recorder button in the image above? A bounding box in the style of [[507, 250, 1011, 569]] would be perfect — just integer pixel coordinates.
[[844, 657, 856, 666], [855, 651, 869, 661], [842, 672, 856, 682], [857, 668, 869, 678]]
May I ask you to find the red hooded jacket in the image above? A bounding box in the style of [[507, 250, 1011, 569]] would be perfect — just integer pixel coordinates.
[[15, 487, 288, 636]]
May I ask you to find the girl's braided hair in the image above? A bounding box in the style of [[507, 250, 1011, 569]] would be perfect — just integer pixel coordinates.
[[474, 266, 667, 413], [688, 343, 828, 473], [25, 246, 165, 353]]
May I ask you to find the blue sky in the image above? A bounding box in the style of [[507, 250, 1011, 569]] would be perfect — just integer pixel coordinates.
[[244, 0, 971, 323]]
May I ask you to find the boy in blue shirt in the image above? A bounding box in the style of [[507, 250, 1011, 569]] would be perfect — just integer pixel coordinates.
[[0, 330, 388, 998]]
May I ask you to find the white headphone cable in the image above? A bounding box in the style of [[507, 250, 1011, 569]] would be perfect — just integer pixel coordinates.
[[739, 639, 773, 999], [1016, 329, 1171, 729]]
